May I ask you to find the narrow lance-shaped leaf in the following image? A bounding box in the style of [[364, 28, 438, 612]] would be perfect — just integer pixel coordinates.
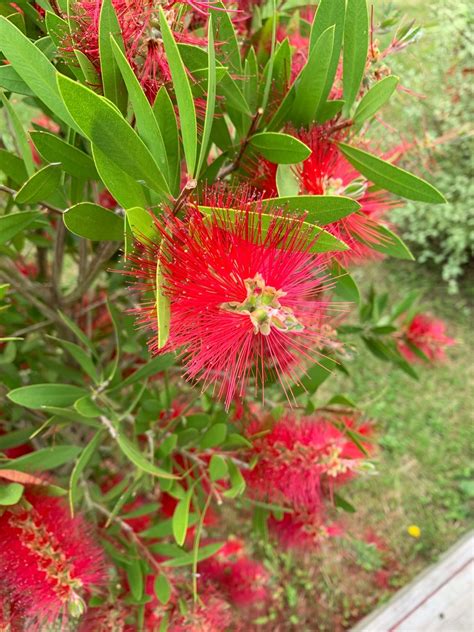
[[57, 74, 169, 199], [156, 240, 171, 349], [353, 76, 399, 125], [116, 431, 178, 480], [99, 0, 127, 113], [261, 195, 361, 226], [343, 0, 369, 114], [0, 212, 41, 245], [291, 26, 335, 126], [0, 17, 80, 131], [30, 131, 99, 181], [196, 16, 216, 178], [15, 163, 62, 205], [310, 0, 345, 104], [159, 6, 197, 177], [0, 92, 34, 176], [69, 430, 105, 514], [249, 132, 311, 164], [198, 207, 349, 253], [338, 143, 446, 203], [172, 488, 193, 546], [110, 35, 169, 180]]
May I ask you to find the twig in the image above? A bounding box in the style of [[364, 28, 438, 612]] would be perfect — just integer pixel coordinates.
[[0, 184, 63, 215], [217, 108, 263, 180], [52, 221, 66, 305], [64, 241, 120, 304]]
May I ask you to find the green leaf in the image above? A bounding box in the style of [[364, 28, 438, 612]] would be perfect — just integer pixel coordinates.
[[0, 92, 34, 176], [110, 36, 169, 179], [310, 0, 345, 108], [198, 207, 348, 253], [0, 149, 28, 185], [0, 17, 79, 131], [0, 482, 24, 505], [56, 74, 169, 198], [99, 0, 127, 113], [126, 560, 144, 600], [159, 6, 197, 176], [74, 396, 102, 418], [30, 131, 99, 181], [126, 207, 157, 244], [343, 0, 369, 113], [199, 423, 227, 449], [109, 354, 174, 392], [354, 224, 415, 260], [0, 445, 82, 472], [196, 16, 216, 178], [291, 26, 335, 125], [275, 164, 299, 197], [172, 488, 193, 546], [353, 76, 399, 125], [291, 356, 337, 397], [0, 65, 35, 96], [8, 384, 86, 409], [64, 202, 123, 241], [92, 145, 149, 209], [58, 310, 96, 355], [249, 132, 311, 164], [51, 337, 99, 382], [154, 574, 172, 605], [329, 262, 361, 303], [153, 88, 180, 196], [156, 242, 171, 350], [334, 492, 356, 513], [0, 428, 32, 451], [210, 0, 241, 75], [262, 195, 360, 225], [74, 49, 101, 86], [116, 432, 178, 479], [69, 430, 105, 513], [15, 163, 62, 205], [0, 211, 41, 245], [222, 460, 245, 498], [209, 454, 228, 482], [338, 143, 446, 203], [162, 542, 224, 568]]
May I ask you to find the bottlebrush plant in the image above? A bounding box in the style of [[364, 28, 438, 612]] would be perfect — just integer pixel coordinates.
[[0, 0, 453, 629]]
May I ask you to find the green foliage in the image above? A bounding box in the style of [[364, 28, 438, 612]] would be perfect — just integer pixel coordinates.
[[380, 0, 474, 292]]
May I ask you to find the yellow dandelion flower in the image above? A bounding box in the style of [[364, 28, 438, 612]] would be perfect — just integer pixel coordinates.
[[407, 524, 421, 538]]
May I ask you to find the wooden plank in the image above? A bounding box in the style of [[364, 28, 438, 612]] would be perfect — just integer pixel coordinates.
[[352, 531, 474, 631]]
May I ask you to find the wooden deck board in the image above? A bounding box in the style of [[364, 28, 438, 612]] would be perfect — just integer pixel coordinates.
[[351, 531, 474, 632]]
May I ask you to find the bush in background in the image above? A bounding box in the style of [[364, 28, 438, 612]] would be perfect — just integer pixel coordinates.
[[388, 0, 473, 292]]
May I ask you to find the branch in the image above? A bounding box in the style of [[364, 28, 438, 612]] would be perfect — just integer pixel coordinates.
[[0, 184, 63, 215], [63, 241, 120, 304], [217, 108, 263, 180]]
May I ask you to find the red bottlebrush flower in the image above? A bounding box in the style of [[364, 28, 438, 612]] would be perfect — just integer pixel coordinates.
[[129, 194, 341, 409], [245, 415, 372, 510], [295, 127, 399, 266], [398, 313, 455, 363], [68, 0, 202, 103], [198, 538, 269, 607], [0, 491, 105, 625], [269, 510, 342, 550], [151, 585, 233, 632]]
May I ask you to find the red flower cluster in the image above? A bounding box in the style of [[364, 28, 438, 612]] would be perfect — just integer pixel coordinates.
[[245, 414, 372, 547], [68, 0, 203, 102], [398, 313, 455, 363], [248, 126, 400, 267], [0, 491, 105, 626], [131, 193, 341, 408], [198, 538, 269, 607]]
